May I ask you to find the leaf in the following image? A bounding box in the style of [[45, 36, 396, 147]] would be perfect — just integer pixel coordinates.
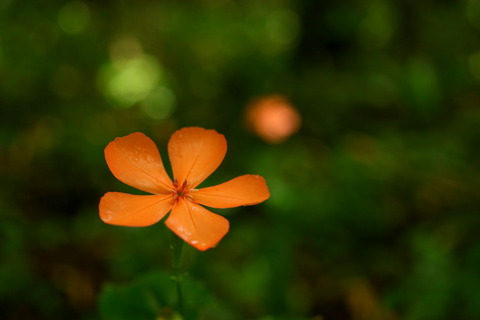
[[99, 271, 231, 320]]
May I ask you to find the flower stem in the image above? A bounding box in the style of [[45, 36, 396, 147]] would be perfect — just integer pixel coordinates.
[[170, 232, 185, 318]]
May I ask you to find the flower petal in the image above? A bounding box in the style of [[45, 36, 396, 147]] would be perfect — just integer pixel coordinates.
[[105, 132, 173, 194], [192, 175, 270, 208], [168, 127, 227, 189], [165, 197, 229, 251], [99, 192, 173, 227]]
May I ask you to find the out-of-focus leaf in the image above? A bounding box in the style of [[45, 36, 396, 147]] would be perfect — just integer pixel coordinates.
[[99, 271, 229, 320]]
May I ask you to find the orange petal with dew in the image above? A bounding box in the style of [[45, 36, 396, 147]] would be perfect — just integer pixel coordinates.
[[105, 132, 173, 194], [193, 175, 270, 208], [165, 197, 229, 251], [99, 192, 174, 227], [168, 127, 227, 189]]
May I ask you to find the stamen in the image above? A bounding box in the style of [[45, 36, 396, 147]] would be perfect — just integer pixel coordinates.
[[180, 180, 188, 192], [172, 179, 191, 199]]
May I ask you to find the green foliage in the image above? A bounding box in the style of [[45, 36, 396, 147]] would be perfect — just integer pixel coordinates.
[[99, 272, 227, 320]]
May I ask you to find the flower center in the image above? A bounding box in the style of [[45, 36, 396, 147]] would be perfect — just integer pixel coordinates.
[[172, 179, 193, 201]]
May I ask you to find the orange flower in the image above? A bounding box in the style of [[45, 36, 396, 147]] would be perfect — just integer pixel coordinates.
[[99, 127, 270, 251], [245, 95, 301, 144]]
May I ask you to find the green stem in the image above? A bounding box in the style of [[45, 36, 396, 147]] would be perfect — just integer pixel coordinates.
[[170, 232, 185, 318]]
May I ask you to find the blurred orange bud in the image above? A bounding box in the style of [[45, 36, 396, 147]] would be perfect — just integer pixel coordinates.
[[245, 95, 301, 144]]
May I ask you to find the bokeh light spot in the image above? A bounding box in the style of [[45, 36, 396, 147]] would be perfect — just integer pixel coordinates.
[[140, 86, 176, 120], [466, 0, 480, 30], [265, 10, 300, 51], [98, 54, 163, 108], [468, 50, 480, 81], [359, 0, 395, 49], [57, 1, 90, 35], [246, 95, 301, 144]]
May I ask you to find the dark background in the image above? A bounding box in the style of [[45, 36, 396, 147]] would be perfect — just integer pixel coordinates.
[[1, 0, 480, 319]]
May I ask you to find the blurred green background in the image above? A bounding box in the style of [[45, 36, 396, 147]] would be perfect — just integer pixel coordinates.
[[2, 0, 480, 319]]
